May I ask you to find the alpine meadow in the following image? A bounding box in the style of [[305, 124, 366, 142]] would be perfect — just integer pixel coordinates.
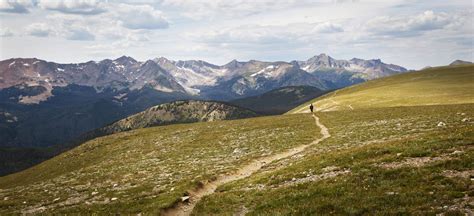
[[0, 0, 473, 215]]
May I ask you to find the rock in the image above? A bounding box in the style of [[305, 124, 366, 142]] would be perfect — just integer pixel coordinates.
[[180, 196, 190, 202], [437, 122, 446, 127], [53, 198, 60, 202], [111, 197, 118, 201], [291, 178, 296, 181], [322, 166, 339, 172], [103, 198, 110, 204], [112, 183, 118, 188], [3, 197, 8, 201], [170, 187, 175, 191], [91, 191, 99, 196], [451, 150, 464, 155], [386, 192, 396, 195], [461, 118, 470, 122], [233, 148, 241, 154], [396, 153, 402, 157]]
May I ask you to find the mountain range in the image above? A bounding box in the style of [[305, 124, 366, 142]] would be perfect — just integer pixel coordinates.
[[0, 54, 407, 148], [1, 54, 407, 103]]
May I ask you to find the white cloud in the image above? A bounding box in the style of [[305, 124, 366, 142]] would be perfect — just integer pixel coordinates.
[[193, 21, 344, 46], [26, 23, 53, 37], [197, 26, 292, 44], [0, 28, 14, 37], [114, 4, 169, 30], [1, 0, 472, 69], [364, 10, 465, 37], [313, 22, 344, 33], [37, 0, 106, 15], [160, 0, 318, 20], [0, 0, 34, 13], [67, 28, 95, 41]]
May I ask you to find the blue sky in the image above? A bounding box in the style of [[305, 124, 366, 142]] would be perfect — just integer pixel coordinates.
[[0, 0, 472, 69]]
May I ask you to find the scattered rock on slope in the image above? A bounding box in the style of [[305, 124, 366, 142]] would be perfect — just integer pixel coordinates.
[[85, 100, 258, 138]]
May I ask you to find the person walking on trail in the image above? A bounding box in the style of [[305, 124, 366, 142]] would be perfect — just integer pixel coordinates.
[[309, 103, 314, 113]]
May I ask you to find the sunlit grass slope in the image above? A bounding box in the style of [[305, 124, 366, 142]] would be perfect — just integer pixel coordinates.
[[195, 103, 474, 215], [0, 115, 318, 214], [289, 65, 474, 113]]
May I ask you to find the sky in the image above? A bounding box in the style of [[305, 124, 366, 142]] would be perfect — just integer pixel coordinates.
[[0, 0, 472, 69]]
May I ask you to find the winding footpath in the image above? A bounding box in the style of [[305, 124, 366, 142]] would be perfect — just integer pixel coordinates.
[[162, 114, 331, 216]]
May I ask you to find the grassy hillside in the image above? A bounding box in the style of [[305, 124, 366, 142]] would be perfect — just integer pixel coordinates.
[[195, 104, 474, 215], [0, 114, 318, 214], [230, 86, 326, 115], [0, 64, 472, 215], [289, 65, 474, 113]]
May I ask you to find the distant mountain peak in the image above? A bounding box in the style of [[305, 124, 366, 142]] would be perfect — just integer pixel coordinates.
[[224, 59, 244, 68], [309, 53, 330, 59], [114, 55, 137, 64]]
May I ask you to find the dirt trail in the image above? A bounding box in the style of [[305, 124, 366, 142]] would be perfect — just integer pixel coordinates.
[[162, 114, 330, 216]]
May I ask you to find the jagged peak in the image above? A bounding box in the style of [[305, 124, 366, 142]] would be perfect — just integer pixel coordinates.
[[154, 56, 174, 64], [307, 53, 334, 62], [114, 55, 137, 64], [224, 59, 245, 67]]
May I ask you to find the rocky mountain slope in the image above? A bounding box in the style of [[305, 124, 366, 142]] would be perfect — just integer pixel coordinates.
[[230, 86, 326, 115], [86, 100, 257, 139], [153, 54, 407, 98], [296, 54, 407, 88]]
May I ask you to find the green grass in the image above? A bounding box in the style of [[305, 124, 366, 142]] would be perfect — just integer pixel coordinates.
[[0, 114, 318, 214], [1, 65, 472, 214], [289, 65, 474, 113], [194, 104, 474, 215]]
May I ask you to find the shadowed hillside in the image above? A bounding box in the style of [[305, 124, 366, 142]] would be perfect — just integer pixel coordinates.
[[230, 86, 326, 115]]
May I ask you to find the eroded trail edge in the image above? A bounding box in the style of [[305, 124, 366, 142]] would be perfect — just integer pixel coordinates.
[[162, 114, 330, 216]]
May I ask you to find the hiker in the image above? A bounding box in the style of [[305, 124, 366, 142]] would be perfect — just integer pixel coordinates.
[[309, 103, 314, 113]]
